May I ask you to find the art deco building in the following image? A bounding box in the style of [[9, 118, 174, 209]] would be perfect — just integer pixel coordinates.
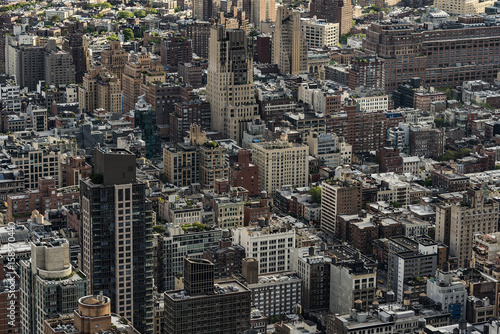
[[273, 6, 308, 75], [78, 66, 122, 114], [206, 24, 260, 144]]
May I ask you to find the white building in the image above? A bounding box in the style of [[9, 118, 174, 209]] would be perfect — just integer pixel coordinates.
[[426, 268, 467, 321], [233, 223, 296, 274], [301, 17, 339, 48], [45, 7, 74, 19], [352, 94, 390, 113], [247, 272, 302, 317], [307, 132, 352, 167]]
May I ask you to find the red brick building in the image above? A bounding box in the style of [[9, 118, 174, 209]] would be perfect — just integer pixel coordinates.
[[160, 36, 193, 71], [376, 147, 403, 173], [243, 199, 271, 225], [65, 156, 92, 187], [178, 62, 203, 88], [229, 150, 260, 196], [7, 177, 80, 222]]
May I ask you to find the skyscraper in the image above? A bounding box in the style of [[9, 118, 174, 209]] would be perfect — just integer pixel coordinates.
[[272, 6, 308, 75], [80, 147, 154, 333], [251, 0, 276, 26], [206, 24, 260, 144]]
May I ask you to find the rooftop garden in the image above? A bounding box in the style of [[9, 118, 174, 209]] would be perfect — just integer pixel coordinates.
[[181, 222, 210, 232]]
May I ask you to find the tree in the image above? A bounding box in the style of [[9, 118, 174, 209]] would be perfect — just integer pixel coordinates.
[[174, 6, 181, 12], [123, 28, 134, 41], [98, 2, 113, 8], [390, 201, 402, 208], [107, 34, 118, 41], [118, 11, 134, 19], [50, 14, 60, 23], [309, 186, 322, 203], [148, 8, 157, 14], [68, 16, 78, 22], [134, 9, 146, 18], [434, 118, 444, 127]]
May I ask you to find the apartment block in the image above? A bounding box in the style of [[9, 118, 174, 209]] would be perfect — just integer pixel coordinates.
[[233, 222, 296, 274], [330, 254, 377, 314], [321, 179, 362, 237], [301, 18, 339, 48], [78, 66, 122, 114], [252, 140, 309, 196], [435, 189, 499, 267], [163, 258, 251, 334]]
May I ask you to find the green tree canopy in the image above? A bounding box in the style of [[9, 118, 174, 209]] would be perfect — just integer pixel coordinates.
[[134, 9, 146, 18], [123, 28, 134, 41], [309, 186, 322, 203], [118, 11, 134, 19], [50, 14, 60, 22]]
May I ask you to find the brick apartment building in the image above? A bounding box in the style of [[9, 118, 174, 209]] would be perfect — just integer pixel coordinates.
[[6, 177, 79, 222], [326, 103, 405, 154], [65, 155, 91, 187], [376, 147, 403, 173], [229, 149, 260, 196]]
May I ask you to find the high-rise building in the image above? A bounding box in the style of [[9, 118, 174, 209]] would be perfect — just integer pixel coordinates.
[[122, 53, 163, 114], [292, 247, 332, 312], [80, 147, 154, 333], [199, 140, 228, 189], [160, 36, 193, 71], [193, 0, 214, 20], [186, 21, 211, 58], [44, 39, 76, 87], [20, 238, 88, 334], [206, 25, 260, 144], [435, 188, 499, 267], [427, 267, 467, 322], [321, 179, 362, 237], [229, 149, 260, 196], [100, 40, 129, 83], [16, 44, 45, 91], [78, 66, 122, 114], [233, 222, 296, 274], [62, 23, 86, 83], [348, 55, 385, 90], [164, 258, 251, 334], [251, 0, 276, 25], [310, 0, 353, 35], [133, 95, 160, 159], [251, 139, 309, 196], [158, 225, 222, 291], [273, 6, 308, 75]]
